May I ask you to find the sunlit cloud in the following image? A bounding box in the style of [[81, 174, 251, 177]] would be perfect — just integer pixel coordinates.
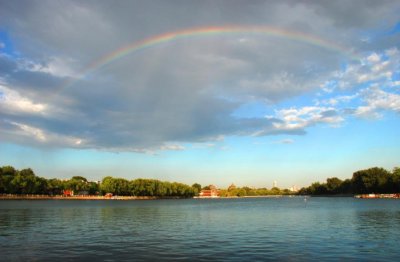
[[0, 85, 47, 114], [355, 87, 400, 118], [271, 106, 344, 131]]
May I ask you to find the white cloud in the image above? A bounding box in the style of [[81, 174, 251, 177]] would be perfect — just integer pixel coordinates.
[[191, 143, 216, 149], [272, 106, 344, 131], [22, 56, 79, 78], [385, 48, 399, 57], [355, 87, 400, 118], [0, 85, 47, 115], [0, 42, 4, 49], [391, 81, 400, 87], [322, 48, 400, 91], [319, 94, 358, 106], [367, 53, 380, 63], [9, 121, 47, 142], [3, 120, 85, 147], [159, 144, 185, 151]]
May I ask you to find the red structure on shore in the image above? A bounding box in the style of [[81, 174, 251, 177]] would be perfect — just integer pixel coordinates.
[[62, 190, 74, 197], [355, 193, 400, 199], [199, 185, 219, 198]]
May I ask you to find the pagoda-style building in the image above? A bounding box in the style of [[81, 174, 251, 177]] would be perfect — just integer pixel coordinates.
[[199, 185, 219, 198]]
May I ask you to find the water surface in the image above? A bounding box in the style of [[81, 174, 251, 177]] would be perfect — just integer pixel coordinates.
[[1, 197, 399, 261]]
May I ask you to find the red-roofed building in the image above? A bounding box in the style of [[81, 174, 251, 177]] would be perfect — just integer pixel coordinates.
[[199, 185, 219, 198], [63, 190, 74, 197]]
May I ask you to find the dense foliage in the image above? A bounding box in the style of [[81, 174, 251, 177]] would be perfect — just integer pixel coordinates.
[[99, 176, 197, 197], [0, 166, 197, 197], [2, 165, 399, 197], [0, 166, 100, 195], [218, 186, 292, 197], [299, 167, 400, 195]]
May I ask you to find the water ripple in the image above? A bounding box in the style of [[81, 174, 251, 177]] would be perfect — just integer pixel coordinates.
[[1, 198, 400, 261]]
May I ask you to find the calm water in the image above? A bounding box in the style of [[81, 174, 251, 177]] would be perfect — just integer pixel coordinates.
[[1, 197, 399, 261]]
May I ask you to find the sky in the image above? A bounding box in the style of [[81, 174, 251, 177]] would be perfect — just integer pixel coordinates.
[[0, 0, 399, 188]]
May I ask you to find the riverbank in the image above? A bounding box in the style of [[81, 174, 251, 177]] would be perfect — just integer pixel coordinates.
[[2, 194, 296, 200], [0, 194, 184, 200], [355, 193, 400, 199]]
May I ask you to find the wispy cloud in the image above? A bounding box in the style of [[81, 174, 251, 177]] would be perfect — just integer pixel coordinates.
[[272, 139, 295, 144], [355, 87, 400, 118], [1, 120, 84, 147], [0, 85, 47, 115], [271, 106, 344, 131]]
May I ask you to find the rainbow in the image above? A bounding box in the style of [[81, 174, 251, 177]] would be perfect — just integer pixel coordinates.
[[61, 25, 359, 92]]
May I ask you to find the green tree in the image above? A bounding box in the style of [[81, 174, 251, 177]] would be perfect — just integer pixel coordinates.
[[47, 178, 63, 195], [0, 167, 4, 193], [270, 187, 281, 195], [352, 167, 391, 194], [88, 182, 99, 195], [8, 168, 48, 194], [326, 177, 343, 194], [191, 183, 201, 196], [66, 176, 89, 193], [11, 168, 35, 194], [1, 166, 17, 193], [100, 176, 116, 194], [339, 179, 353, 194], [392, 167, 400, 192], [114, 178, 130, 195], [236, 188, 247, 197]]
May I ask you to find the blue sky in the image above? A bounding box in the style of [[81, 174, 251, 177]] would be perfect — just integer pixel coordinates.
[[0, 1, 399, 188]]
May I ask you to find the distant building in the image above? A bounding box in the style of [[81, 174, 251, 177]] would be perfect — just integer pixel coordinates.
[[63, 190, 74, 197], [105, 193, 113, 198], [273, 181, 277, 188], [199, 185, 219, 198]]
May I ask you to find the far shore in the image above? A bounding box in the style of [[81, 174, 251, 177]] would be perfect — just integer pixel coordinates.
[[1, 194, 302, 200], [0, 194, 180, 200], [2, 194, 399, 200], [2, 194, 297, 200]]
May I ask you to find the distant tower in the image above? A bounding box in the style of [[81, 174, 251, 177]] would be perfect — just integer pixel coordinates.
[[273, 180, 277, 188]]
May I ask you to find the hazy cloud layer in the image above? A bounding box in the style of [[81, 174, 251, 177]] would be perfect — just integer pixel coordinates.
[[0, 0, 399, 151]]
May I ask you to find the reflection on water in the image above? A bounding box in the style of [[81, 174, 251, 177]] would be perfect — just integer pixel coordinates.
[[1, 198, 399, 261]]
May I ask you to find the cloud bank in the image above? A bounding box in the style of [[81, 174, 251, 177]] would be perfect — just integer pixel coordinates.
[[0, 0, 399, 152]]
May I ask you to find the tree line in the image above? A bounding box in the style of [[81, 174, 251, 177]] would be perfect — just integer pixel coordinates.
[[2, 165, 399, 197], [99, 176, 197, 197], [0, 166, 197, 197], [0, 166, 100, 195], [298, 167, 400, 195], [218, 185, 293, 197]]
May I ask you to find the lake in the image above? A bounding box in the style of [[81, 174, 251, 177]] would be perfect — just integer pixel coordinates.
[[1, 197, 399, 261]]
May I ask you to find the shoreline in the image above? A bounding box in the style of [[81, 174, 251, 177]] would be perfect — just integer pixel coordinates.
[[354, 193, 400, 199], [1, 194, 305, 200], [0, 194, 186, 200], [2, 195, 296, 200], [3, 194, 399, 200]]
